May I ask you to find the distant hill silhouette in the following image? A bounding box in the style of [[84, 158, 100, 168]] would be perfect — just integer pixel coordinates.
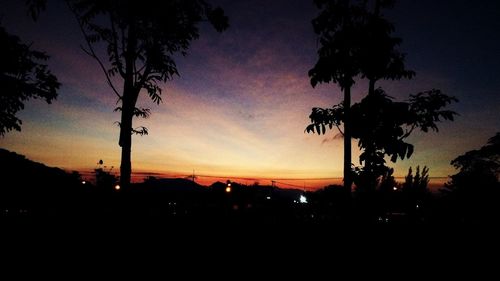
[[142, 177, 205, 192], [0, 148, 82, 216], [0, 148, 76, 185]]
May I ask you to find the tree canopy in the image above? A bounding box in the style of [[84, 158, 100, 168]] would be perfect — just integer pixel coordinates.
[[306, 88, 458, 185], [447, 132, 500, 190], [0, 24, 60, 136], [309, 0, 414, 90], [443, 132, 500, 222]]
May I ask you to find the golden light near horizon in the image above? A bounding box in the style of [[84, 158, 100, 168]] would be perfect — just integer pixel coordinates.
[[114, 184, 121, 191]]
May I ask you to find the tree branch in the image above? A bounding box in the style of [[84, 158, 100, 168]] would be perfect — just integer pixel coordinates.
[[136, 63, 152, 93], [400, 124, 416, 140], [79, 45, 121, 99], [69, 3, 121, 100], [335, 123, 344, 136], [110, 14, 126, 78]]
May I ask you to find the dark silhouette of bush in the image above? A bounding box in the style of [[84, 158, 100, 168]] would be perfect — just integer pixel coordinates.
[[442, 133, 500, 223]]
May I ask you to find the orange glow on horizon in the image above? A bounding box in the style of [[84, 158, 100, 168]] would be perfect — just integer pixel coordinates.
[[72, 167, 448, 192]]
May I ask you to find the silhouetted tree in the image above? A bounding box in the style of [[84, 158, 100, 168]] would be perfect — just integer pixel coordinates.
[[403, 166, 429, 193], [308, 88, 457, 191], [448, 133, 500, 182], [307, 0, 413, 191], [308, 0, 367, 191], [0, 24, 60, 136], [60, 0, 228, 186], [443, 132, 500, 222]]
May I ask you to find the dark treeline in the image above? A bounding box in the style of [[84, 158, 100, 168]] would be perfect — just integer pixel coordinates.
[[0, 148, 306, 225], [1, 134, 498, 226]]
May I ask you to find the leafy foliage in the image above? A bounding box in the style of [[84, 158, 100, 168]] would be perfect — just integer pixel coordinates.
[[443, 133, 500, 222], [409, 89, 459, 133], [305, 104, 344, 135], [309, 0, 414, 89], [131, 126, 148, 136], [0, 25, 60, 136], [446, 132, 500, 190], [309, 0, 367, 89], [307, 88, 457, 178], [357, 0, 414, 83]]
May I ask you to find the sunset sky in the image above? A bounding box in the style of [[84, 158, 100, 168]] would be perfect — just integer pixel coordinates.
[[1, 0, 499, 189]]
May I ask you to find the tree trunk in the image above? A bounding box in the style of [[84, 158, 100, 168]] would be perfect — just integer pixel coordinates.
[[119, 23, 137, 188], [343, 85, 352, 191], [119, 104, 133, 187], [368, 78, 376, 96]]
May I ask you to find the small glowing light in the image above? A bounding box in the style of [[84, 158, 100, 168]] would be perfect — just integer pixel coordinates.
[[416, 204, 420, 209], [81, 180, 86, 185], [225, 187, 231, 193], [114, 184, 121, 191], [299, 195, 308, 204], [393, 186, 398, 191], [227, 183, 231, 187], [266, 196, 271, 200]]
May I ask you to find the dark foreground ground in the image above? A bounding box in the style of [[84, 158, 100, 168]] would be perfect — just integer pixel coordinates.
[[2, 205, 499, 279], [2, 148, 499, 272]]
